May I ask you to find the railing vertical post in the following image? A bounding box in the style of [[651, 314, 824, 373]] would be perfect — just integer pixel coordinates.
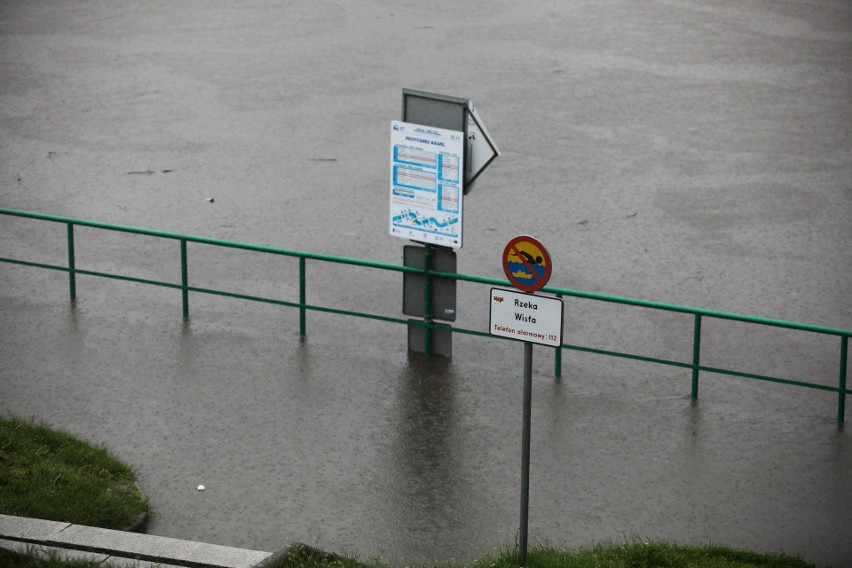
[[554, 293, 563, 379], [838, 335, 848, 424], [299, 256, 306, 336], [180, 239, 189, 318], [66, 223, 76, 301], [423, 245, 433, 355], [691, 313, 702, 401]]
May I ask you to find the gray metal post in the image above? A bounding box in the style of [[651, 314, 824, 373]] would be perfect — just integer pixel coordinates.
[[519, 341, 533, 566]]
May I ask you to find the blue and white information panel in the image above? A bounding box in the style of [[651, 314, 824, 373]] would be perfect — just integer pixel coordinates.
[[390, 121, 465, 249]]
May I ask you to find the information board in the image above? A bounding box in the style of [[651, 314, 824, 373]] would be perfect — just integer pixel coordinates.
[[389, 121, 465, 249]]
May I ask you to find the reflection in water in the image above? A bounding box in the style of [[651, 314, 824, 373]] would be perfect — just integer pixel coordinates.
[[388, 352, 470, 558]]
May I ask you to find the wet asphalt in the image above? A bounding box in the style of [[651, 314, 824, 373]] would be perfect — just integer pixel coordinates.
[[1, 1, 851, 566]]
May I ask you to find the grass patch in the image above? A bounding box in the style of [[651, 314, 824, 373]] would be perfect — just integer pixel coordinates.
[[281, 541, 820, 568], [0, 543, 823, 568], [518, 542, 819, 567], [0, 416, 150, 530]]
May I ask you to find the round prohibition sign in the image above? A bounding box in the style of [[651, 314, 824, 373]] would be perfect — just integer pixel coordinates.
[[502, 235, 553, 292]]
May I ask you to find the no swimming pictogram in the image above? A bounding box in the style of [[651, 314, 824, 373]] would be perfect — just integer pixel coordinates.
[[502, 235, 552, 292]]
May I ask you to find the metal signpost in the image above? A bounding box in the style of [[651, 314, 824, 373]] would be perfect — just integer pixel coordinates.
[[403, 244, 456, 357], [490, 235, 563, 567], [393, 89, 499, 356]]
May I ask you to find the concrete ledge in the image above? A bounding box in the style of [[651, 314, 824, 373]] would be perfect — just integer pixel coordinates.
[[1, 537, 165, 567], [0, 515, 71, 541], [0, 514, 274, 568]]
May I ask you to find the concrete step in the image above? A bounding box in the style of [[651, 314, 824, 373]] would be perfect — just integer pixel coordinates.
[[0, 514, 277, 568]]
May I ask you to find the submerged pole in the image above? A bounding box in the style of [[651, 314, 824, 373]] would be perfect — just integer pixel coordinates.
[[519, 341, 533, 566]]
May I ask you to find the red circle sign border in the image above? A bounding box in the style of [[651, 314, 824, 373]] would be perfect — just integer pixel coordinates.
[[502, 235, 553, 293]]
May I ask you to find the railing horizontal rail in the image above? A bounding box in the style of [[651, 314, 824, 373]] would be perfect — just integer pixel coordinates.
[[3, 207, 849, 337], [435, 269, 852, 338], [561, 343, 846, 393], [0, 207, 422, 273], [2, 207, 849, 422], [6, 249, 846, 396], [541, 288, 852, 338]]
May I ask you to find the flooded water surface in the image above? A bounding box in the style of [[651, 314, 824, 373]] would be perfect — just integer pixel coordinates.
[[1, 1, 850, 566]]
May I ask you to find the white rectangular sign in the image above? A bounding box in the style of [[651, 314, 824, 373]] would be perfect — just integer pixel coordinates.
[[489, 288, 564, 347], [390, 121, 465, 249]]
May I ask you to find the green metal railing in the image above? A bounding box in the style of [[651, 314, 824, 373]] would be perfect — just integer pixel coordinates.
[[2, 207, 850, 423]]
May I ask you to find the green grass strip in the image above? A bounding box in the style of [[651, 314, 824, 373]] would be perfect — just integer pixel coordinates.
[[0, 417, 150, 531], [280, 541, 821, 568], [0, 542, 824, 568]]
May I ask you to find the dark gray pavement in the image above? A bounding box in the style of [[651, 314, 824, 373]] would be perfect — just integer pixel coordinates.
[[1, 1, 851, 567]]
